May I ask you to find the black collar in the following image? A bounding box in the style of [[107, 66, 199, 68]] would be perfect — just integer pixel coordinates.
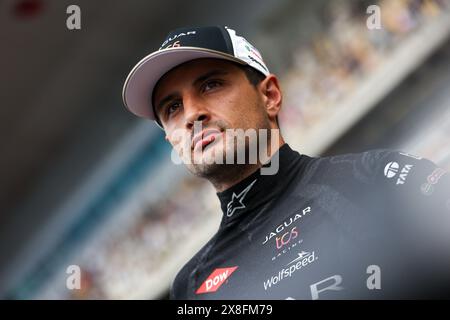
[[217, 144, 305, 226]]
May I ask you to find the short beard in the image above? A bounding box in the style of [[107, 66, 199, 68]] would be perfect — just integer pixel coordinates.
[[186, 117, 272, 186]]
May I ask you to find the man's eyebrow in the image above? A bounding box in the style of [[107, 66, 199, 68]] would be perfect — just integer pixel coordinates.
[[155, 69, 229, 112], [156, 93, 178, 115], [192, 69, 229, 87]]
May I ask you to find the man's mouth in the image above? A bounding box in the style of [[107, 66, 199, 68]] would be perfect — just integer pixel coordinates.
[[192, 128, 222, 152]]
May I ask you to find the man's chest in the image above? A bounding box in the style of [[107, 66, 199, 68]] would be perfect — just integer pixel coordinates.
[[191, 194, 396, 300]]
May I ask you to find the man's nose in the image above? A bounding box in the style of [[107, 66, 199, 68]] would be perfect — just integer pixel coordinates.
[[183, 97, 210, 130]]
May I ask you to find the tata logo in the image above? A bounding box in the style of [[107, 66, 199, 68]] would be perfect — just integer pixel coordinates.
[[384, 162, 413, 185], [396, 164, 413, 185], [196, 266, 238, 294], [384, 162, 399, 178]]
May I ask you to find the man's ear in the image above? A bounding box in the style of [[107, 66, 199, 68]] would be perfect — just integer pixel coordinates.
[[259, 74, 282, 123]]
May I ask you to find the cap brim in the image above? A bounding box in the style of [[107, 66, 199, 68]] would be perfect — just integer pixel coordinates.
[[122, 47, 246, 121]]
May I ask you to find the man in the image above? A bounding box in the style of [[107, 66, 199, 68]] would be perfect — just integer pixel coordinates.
[[123, 26, 450, 299]]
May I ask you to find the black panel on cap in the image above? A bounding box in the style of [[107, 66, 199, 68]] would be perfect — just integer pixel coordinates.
[[159, 26, 234, 55]]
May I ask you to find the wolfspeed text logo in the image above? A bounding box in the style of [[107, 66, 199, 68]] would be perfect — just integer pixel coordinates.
[[263, 251, 318, 291]]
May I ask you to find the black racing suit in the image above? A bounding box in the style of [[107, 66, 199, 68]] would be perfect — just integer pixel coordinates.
[[170, 144, 450, 299]]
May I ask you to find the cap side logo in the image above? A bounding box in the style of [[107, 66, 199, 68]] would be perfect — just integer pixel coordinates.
[[159, 31, 197, 50]]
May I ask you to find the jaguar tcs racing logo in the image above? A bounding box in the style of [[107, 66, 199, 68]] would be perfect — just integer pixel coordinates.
[[262, 206, 311, 261], [275, 226, 299, 249], [262, 206, 311, 246]]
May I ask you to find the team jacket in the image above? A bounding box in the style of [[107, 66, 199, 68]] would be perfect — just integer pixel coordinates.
[[170, 144, 450, 299]]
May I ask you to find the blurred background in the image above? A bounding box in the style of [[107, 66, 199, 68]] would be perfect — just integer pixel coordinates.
[[0, 0, 449, 299]]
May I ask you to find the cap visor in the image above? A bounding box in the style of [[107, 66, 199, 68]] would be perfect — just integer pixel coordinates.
[[122, 47, 246, 120]]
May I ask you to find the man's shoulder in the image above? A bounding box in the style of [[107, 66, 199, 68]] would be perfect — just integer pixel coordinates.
[[304, 148, 394, 184], [301, 148, 437, 189], [169, 234, 219, 299], [319, 148, 404, 167], [315, 148, 445, 191], [169, 255, 197, 300]]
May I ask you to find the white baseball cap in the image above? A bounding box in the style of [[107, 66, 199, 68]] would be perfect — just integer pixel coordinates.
[[122, 25, 270, 126]]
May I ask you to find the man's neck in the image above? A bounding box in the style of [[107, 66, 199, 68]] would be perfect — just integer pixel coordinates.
[[210, 137, 285, 192], [209, 163, 261, 192]]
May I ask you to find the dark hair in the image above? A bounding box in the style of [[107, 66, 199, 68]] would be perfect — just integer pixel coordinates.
[[239, 65, 266, 87], [238, 64, 280, 127]]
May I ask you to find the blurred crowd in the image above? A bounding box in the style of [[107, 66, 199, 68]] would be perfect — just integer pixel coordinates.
[[281, 0, 447, 131]]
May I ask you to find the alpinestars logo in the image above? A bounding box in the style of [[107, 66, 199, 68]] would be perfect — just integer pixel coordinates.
[[196, 267, 238, 294], [226, 179, 257, 217]]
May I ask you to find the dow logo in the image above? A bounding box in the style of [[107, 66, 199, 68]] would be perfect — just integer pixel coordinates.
[[196, 266, 238, 294], [384, 162, 399, 178]]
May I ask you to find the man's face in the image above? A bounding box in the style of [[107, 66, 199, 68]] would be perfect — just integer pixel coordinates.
[[153, 58, 272, 178]]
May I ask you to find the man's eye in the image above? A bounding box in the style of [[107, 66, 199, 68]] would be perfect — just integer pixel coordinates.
[[167, 102, 181, 116], [202, 80, 222, 92]]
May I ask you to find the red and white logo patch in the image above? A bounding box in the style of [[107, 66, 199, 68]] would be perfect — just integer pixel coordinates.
[[195, 266, 238, 294]]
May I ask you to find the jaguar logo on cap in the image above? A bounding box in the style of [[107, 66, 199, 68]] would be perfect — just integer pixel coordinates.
[[159, 31, 197, 50]]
